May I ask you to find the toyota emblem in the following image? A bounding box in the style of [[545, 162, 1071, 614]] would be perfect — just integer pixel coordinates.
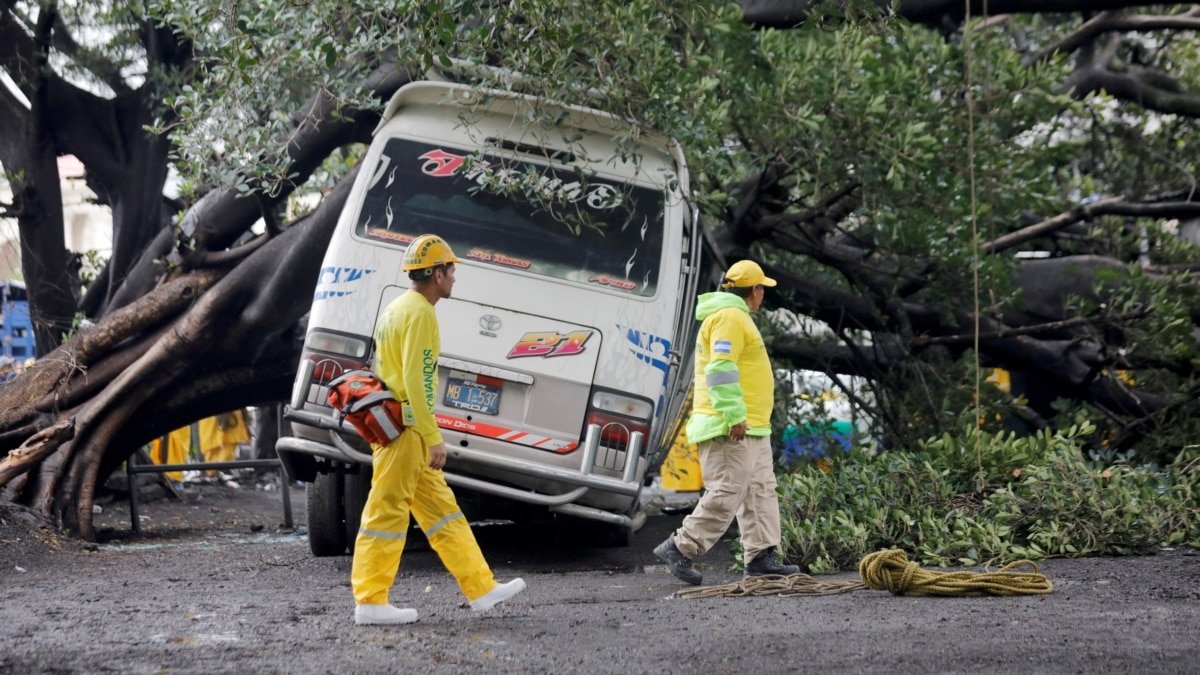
[[479, 314, 502, 331]]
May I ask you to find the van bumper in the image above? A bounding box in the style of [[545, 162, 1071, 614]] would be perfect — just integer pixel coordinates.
[[278, 408, 646, 529]]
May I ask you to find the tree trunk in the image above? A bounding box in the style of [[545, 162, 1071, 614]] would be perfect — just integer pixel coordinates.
[[0, 166, 354, 538], [250, 405, 282, 461]]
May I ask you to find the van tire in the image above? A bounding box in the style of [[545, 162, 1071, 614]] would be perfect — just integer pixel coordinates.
[[343, 468, 372, 553], [307, 471, 347, 556], [590, 521, 635, 548], [555, 515, 634, 548]]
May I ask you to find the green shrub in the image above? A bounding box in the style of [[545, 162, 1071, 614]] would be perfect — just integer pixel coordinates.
[[774, 424, 1200, 572]]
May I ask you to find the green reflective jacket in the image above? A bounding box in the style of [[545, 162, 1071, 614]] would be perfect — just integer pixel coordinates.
[[685, 292, 774, 444]]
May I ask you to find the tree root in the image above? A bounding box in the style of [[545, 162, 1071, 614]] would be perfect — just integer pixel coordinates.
[[0, 420, 74, 486]]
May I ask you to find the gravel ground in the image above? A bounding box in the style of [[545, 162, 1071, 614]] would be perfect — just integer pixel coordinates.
[[1, 476, 1198, 674]]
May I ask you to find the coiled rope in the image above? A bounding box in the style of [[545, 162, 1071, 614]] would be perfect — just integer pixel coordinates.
[[858, 549, 1053, 596], [673, 549, 1053, 599], [674, 572, 866, 599]]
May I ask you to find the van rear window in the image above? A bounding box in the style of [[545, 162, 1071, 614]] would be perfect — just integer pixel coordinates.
[[354, 138, 666, 296]]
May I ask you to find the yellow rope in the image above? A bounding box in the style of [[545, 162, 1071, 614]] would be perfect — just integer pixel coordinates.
[[673, 549, 1053, 599], [674, 572, 866, 600], [858, 549, 1053, 597]]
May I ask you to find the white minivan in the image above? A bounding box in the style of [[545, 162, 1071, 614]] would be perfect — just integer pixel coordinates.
[[277, 81, 709, 554]]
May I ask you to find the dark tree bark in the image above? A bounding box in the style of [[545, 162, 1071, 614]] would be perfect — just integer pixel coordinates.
[[2, 0, 1198, 538], [0, 3, 79, 353], [0, 168, 355, 538], [0, 3, 408, 534], [250, 405, 282, 461], [738, 0, 1177, 28]]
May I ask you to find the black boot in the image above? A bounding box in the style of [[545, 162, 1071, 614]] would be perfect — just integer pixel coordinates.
[[653, 534, 703, 585], [745, 547, 800, 577]]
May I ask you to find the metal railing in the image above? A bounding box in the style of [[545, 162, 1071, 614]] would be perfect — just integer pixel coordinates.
[[124, 413, 295, 533]]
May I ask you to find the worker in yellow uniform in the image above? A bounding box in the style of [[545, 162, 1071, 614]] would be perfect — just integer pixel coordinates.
[[350, 234, 526, 625], [149, 426, 192, 482], [653, 260, 800, 585], [199, 411, 250, 475]]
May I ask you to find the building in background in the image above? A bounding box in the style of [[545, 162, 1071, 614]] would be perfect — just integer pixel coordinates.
[[0, 155, 113, 281], [0, 280, 34, 359]]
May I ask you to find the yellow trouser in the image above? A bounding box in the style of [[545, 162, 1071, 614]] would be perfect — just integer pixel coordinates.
[[198, 414, 249, 475], [350, 428, 496, 605], [673, 434, 781, 562], [149, 427, 192, 481]]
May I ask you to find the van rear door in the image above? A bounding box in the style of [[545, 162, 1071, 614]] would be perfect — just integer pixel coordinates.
[[373, 288, 602, 454]]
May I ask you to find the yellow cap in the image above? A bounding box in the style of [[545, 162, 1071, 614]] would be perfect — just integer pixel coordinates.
[[721, 260, 777, 288], [402, 234, 459, 271]]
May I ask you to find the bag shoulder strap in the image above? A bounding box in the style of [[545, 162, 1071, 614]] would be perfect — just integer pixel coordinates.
[[344, 390, 399, 413], [327, 369, 381, 388]]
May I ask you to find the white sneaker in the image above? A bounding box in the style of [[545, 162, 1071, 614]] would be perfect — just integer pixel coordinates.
[[354, 603, 419, 625], [469, 578, 527, 612]]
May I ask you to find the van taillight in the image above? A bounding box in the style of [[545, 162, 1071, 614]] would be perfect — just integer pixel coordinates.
[[585, 410, 650, 447], [303, 351, 367, 384], [584, 387, 653, 448]]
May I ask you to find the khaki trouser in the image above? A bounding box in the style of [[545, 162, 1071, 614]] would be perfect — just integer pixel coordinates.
[[673, 434, 780, 562], [350, 428, 496, 606]]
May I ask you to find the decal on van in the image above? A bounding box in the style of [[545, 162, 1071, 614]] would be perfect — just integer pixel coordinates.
[[313, 266, 376, 301], [619, 325, 672, 417], [366, 229, 414, 245], [465, 248, 532, 269], [419, 149, 466, 177], [416, 148, 624, 211], [507, 331, 593, 359], [355, 138, 666, 296], [587, 274, 637, 291], [435, 412, 578, 453]]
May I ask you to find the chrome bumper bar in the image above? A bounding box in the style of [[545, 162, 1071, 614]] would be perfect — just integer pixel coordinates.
[[277, 436, 371, 465], [281, 408, 645, 499]]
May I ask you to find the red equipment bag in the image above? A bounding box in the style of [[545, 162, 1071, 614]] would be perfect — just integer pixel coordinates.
[[326, 370, 405, 446]]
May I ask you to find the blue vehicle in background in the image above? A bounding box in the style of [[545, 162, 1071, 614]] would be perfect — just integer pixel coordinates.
[[0, 280, 35, 362]]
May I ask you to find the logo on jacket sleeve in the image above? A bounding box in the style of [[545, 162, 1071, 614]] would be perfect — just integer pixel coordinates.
[[713, 340, 732, 354]]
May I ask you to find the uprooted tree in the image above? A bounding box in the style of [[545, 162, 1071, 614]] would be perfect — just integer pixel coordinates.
[[1, 0, 1198, 539]]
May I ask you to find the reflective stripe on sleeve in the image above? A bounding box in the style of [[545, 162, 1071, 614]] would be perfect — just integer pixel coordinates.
[[706, 369, 741, 387]]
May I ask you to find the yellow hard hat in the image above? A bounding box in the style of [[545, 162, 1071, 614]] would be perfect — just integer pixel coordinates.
[[402, 234, 459, 271]]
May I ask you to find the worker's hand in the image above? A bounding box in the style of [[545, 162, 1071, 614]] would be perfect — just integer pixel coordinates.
[[428, 442, 447, 470], [728, 422, 747, 442]]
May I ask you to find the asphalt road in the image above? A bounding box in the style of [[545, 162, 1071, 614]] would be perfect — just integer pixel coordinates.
[[1, 479, 1198, 673]]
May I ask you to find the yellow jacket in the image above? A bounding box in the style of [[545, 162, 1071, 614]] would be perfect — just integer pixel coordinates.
[[374, 290, 442, 446], [686, 292, 774, 444]]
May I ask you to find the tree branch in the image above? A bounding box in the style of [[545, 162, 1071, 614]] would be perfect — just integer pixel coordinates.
[[0, 271, 219, 432], [984, 197, 1200, 253], [105, 63, 412, 312], [0, 420, 73, 487], [1068, 65, 1200, 117], [1144, 262, 1200, 275], [737, 1, 1177, 29], [48, 12, 132, 95], [31, 2, 54, 144], [187, 232, 271, 269], [914, 310, 1149, 347], [770, 335, 908, 377], [1035, 8, 1200, 63]]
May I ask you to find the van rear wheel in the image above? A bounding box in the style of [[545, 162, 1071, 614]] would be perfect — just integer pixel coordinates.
[[554, 515, 634, 548], [589, 521, 634, 548], [307, 471, 347, 556]]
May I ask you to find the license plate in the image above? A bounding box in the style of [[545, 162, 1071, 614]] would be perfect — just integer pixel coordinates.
[[444, 376, 501, 415]]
